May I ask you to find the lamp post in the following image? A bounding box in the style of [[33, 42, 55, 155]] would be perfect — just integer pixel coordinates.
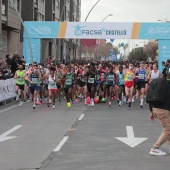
[[80, 0, 101, 60], [10, 0, 33, 63], [98, 14, 113, 59], [102, 14, 113, 22]]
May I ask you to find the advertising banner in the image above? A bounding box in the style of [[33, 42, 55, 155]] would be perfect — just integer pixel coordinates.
[[23, 38, 41, 64], [0, 78, 16, 102], [158, 40, 170, 71]]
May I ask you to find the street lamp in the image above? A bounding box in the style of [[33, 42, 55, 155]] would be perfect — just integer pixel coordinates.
[[80, 0, 101, 59], [9, 0, 33, 63], [102, 14, 113, 22], [84, 0, 101, 22], [98, 14, 113, 58]]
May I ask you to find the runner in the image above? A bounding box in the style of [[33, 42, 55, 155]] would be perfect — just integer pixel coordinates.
[[14, 64, 26, 107], [86, 63, 96, 107], [116, 65, 125, 106], [124, 63, 135, 110], [26, 64, 42, 109], [47, 67, 58, 109], [105, 65, 116, 107], [56, 65, 62, 102], [63, 66, 73, 108], [135, 61, 146, 108]]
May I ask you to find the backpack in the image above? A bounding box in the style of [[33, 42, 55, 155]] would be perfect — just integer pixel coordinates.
[[146, 78, 168, 104]]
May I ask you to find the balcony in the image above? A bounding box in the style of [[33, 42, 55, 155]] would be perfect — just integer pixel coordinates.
[[2, 4, 7, 23]]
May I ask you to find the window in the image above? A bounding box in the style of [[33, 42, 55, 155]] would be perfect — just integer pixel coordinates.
[[9, 0, 20, 13]]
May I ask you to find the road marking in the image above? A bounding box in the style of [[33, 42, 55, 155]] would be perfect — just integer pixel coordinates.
[[0, 100, 30, 114], [115, 126, 148, 148], [53, 136, 69, 152], [0, 125, 23, 143], [78, 114, 85, 121]]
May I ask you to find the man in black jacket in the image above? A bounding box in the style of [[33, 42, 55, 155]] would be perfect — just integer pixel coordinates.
[[149, 78, 170, 156]]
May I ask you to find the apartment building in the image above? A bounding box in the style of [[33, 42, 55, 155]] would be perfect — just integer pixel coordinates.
[[0, 0, 22, 57], [0, 0, 81, 62], [21, 0, 81, 62]]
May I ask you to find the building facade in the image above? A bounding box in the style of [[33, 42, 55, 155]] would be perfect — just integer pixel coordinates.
[[0, 0, 81, 62], [0, 0, 22, 57]]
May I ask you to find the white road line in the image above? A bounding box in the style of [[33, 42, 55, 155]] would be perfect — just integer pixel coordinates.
[[53, 136, 69, 152], [0, 100, 30, 114], [78, 114, 85, 121], [0, 125, 23, 143]]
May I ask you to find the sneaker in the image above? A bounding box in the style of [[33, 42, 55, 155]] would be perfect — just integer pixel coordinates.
[[91, 102, 94, 107], [68, 102, 71, 108], [52, 105, 55, 109], [49, 99, 52, 104], [128, 106, 131, 110], [59, 98, 61, 102], [19, 101, 23, 107], [140, 105, 143, 108], [150, 148, 166, 156], [16, 95, 19, 101], [33, 105, 35, 109], [47, 103, 50, 107], [84, 101, 87, 105], [44, 98, 47, 102], [35, 101, 40, 105], [132, 98, 135, 102], [117, 100, 119, 103], [109, 102, 111, 107], [119, 101, 122, 106], [40, 101, 43, 105], [23, 99, 26, 102], [75, 98, 79, 102]]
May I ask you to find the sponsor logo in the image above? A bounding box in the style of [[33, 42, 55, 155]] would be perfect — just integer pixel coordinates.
[[28, 26, 52, 35], [72, 24, 126, 36], [148, 26, 170, 36]]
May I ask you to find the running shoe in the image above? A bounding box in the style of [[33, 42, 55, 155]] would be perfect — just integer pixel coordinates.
[[150, 148, 166, 156], [35, 101, 40, 105], [44, 98, 47, 102], [67, 102, 71, 108], [47, 103, 50, 107], [109, 102, 111, 107], [59, 98, 61, 102], [128, 106, 131, 110], [19, 101, 23, 107], [33, 105, 35, 109], [84, 101, 87, 105], [91, 101, 95, 107], [40, 101, 43, 105], [119, 101, 122, 106], [23, 99, 26, 102], [132, 98, 135, 102], [52, 105, 55, 109], [140, 105, 143, 108], [75, 98, 79, 102], [49, 99, 52, 104], [16, 95, 19, 101]]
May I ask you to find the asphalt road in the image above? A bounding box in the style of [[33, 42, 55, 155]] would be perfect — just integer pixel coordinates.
[[0, 99, 169, 170]]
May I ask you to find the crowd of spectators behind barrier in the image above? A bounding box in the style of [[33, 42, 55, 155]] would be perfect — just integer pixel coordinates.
[[0, 52, 26, 80], [1, 52, 170, 81]]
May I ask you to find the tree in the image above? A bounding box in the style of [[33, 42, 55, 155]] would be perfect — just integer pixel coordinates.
[[143, 42, 158, 61], [128, 47, 148, 61]]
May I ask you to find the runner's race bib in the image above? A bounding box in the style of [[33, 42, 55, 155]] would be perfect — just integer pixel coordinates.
[[49, 81, 56, 86], [18, 78, 23, 83], [139, 74, 144, 79], [88, 78, 94, 84], [128, 74, 133, 81], [65, 79, 72, 85], [108, 75, 114, 81]]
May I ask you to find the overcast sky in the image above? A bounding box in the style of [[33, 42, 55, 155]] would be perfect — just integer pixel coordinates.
[[81, 0, 170, 50], [81, 0, 170, 22]]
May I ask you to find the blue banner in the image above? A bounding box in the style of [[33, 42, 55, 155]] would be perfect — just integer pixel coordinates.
[[24, 22, 60, 39], [23, 38, 41, 64], [158, 40, 170, 71], [139, 23, 170, 39]]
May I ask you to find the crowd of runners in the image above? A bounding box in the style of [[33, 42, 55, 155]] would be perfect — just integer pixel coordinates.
[[13, 60, 169, 110]]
